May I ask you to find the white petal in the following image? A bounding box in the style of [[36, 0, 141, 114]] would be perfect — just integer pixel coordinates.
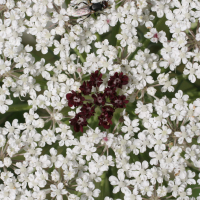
[[58, 183, 63, 189], [142, 160, 148, 169], [118, 169, 125, 181], [109, 176, 119, 185], [113, 186, 120, 194]]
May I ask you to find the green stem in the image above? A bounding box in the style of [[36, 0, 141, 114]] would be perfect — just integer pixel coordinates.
[[73, 47, 86, 63]]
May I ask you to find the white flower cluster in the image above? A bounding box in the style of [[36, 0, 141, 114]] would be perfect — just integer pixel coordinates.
[[0, 0, 200, 199]]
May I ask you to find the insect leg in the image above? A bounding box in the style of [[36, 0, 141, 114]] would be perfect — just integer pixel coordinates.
[[78, 14, 91, 22]]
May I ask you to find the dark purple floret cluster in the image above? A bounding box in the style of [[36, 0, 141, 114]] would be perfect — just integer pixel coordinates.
[[66, 70, 129, 132]]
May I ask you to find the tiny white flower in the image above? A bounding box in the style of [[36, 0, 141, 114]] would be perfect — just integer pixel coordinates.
[[147, 87, 156, 96], [109, 169, 130, 194], [50, 183, 68, 200]]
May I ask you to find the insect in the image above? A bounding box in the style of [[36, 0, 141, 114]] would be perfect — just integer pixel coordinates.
[[71, 0, 109, 20]]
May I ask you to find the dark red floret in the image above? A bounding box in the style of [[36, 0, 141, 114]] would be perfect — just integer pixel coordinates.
[[80, 81, 92, 95], [104, 87, 116, 98], [110, 95, 129, 108], [92, 93, 106, 106], [81, 103, 95, 119], [66, 91, 85, 107], [98, 112, 113, 129], [102, 106, 114, 117], [90, 70, 103, 87], [70, 112, 87, 132], [108, 72, 129, 89]]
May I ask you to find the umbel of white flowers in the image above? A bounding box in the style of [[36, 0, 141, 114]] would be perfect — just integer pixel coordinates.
[[0, 0, 200, 199]]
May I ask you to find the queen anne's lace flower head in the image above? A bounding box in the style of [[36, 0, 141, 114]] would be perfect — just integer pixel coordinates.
[[0, 0, 200, 199]]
